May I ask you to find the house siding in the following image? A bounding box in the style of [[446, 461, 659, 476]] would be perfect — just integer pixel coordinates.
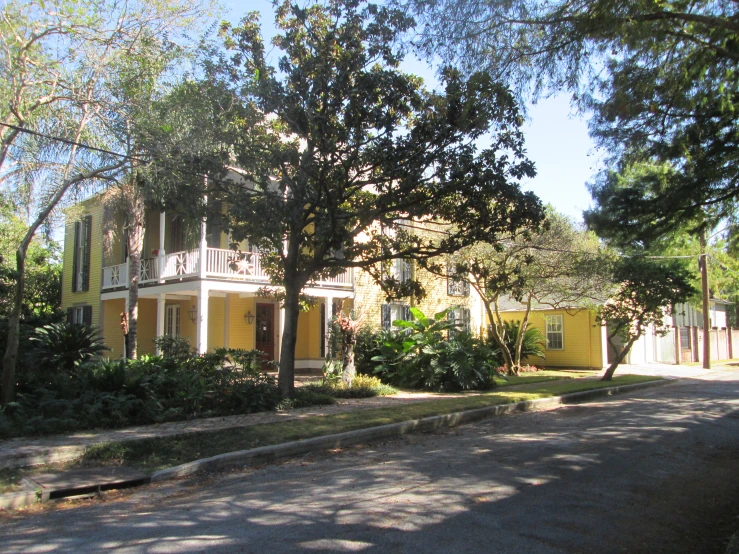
[[62, 200, 103, 330], [498, 309, 604, 370]]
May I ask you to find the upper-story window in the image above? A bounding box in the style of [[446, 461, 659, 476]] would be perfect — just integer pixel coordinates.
[[72, 215, 92, 292], [386, 258, 412, 284], [447, 263, 470, 297], [545, 315, 564, 350]]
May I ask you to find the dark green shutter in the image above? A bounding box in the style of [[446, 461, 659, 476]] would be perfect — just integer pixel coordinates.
[[81, 215, 92, 291], [83, 305, 93, 325], [67, 307, 74, 323], [381, 304, 391, 329], [72, 221, 81, 292], [402, 260, 412, 283], [402, 305, 411, 321]]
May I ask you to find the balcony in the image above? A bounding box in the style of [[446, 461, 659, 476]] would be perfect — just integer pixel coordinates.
[[102, 248, 353, 290]]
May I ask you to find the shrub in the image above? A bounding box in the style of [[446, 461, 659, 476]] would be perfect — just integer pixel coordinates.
[[28, 322, 109, 377], [0, 348, 283, 439], [372, 308, 499, 392], [153, 335, 193, 361], [502, 321, 546, 361]]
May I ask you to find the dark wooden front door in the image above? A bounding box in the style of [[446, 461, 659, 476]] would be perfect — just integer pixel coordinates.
[[255, 303, 275, 365]]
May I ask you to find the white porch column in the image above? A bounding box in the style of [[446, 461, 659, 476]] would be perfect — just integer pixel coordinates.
[[155, 294, 166, 355], [324, 295, 334, 358], [199, 193, 208, 279], [158, 211, 166, 283], [196, 282, 209, 354], [277, 306, 285, 363]]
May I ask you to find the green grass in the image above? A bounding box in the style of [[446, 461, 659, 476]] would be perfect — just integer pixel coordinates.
[[493, 370, 593, 387], [72, 374, 661, 473]]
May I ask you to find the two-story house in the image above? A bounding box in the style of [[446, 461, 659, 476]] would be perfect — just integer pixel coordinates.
[[61, 196, 485, 371]]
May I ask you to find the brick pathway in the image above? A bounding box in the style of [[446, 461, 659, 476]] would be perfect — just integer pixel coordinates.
[[0, 391, 459, 470]]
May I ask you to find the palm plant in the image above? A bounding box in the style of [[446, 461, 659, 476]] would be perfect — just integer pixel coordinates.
[[502, 320, 546, 362], [29, 322, 109, 375]]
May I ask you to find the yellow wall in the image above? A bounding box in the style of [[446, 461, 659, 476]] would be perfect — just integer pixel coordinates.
[[498, 309, 604, 369], [208, 296, 225, 351], [228, 295, 256, 350], [62, 200, 104, 329], [295, 305, 322, 360], [137, 299, 158, 356], [101, 298, 125, 358]]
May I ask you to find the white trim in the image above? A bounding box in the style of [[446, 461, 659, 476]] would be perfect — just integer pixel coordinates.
[[545, 314, 564, 350]]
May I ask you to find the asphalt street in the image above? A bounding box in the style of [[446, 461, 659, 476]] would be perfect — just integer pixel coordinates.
[[2, 370, 739, 553]]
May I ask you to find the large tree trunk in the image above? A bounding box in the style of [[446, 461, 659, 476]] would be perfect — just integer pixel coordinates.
[[602, 331, 641, 381], [1, 245, 27, 404], [125, 187, 145, 360], [512, 295, 534, 371], [278, 282, 301, 397], [484, 301, 515, 374], [341, 332, 356, 385]]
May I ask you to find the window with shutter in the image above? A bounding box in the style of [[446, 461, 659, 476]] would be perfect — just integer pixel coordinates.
[[448, 306, 471, 338], [72, 221, 81, 292], [447, 263, 470, 297], [382, 303, 410, 330], [68, 306, 87, 325]]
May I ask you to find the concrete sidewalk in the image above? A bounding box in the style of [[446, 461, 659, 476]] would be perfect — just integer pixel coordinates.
[[0, 391, 461, 469], [1, 363, 729, 470]]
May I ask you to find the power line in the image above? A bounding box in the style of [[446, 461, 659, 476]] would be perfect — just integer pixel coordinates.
[[0, 122, 142, 161]]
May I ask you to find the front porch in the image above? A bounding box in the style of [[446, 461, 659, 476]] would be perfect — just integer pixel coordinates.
[[100, 283, 353, 371]]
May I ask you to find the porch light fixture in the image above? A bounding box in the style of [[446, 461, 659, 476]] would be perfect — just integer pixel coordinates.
[[188, 305, 197, 323], [244, 310, 255, 325]]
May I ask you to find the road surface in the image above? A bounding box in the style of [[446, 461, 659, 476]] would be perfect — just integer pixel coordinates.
[[2, 369, 739, 553]]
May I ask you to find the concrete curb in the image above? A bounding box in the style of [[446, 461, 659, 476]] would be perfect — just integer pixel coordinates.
[[150, 378, 673, 482]]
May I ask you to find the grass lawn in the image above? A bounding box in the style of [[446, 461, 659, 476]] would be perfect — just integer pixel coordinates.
[[0, 373, 662, 494], [493, 369, 593, 387]]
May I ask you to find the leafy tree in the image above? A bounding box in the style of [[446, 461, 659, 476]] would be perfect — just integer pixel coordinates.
[[0, 0, 213, 404], [597, 257, 697, 381], [150, 0, 543, 396], [437, 209, 610, 374], [409, 0, 739, 236]]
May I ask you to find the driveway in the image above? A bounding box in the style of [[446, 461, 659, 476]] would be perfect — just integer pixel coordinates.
[[2, 369, 739, 553]]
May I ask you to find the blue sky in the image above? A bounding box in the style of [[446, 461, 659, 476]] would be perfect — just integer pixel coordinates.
[[225, 0, 600, 223]]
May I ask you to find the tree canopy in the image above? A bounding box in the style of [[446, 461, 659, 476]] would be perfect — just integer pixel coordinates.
[[148, 0, 544, 395], [408, 0, 739, 239]]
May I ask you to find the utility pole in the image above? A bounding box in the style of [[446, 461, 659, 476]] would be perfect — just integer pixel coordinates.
[[700, 229, 711, 369]]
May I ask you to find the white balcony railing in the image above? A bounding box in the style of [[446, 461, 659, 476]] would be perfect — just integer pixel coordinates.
[[102, 247, 352, 290], [102, 262, 128, 289]]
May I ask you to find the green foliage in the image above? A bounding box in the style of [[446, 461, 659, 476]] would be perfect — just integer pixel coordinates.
[[302, 374, 399, 399], [28, 322, 109, 376], [502, 321, 546, 361], [147, 0, 543, 394], [0, 348, 285, 438], [372, 308, 499, 391], [598, 257, 698, 379], [153, 335, 193, 361]]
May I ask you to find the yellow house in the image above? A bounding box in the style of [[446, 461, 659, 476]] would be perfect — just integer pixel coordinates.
[[61, 197, 485, 370], [496, 302, 608, 370]]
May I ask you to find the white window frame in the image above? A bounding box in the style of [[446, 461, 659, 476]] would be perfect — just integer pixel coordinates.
[[165, 305, 181, 337], [545, 315, 564, 350], [71, 306, 85, 325]]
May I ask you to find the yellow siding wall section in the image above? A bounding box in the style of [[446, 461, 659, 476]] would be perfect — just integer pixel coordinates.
[[498, 309, 604, 369], [62, 200, 104, 329], [136, 299, 158, 356], [101, 299, 125, 358], [208, 297, 225, 351], [228, 295, 256, 350]]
